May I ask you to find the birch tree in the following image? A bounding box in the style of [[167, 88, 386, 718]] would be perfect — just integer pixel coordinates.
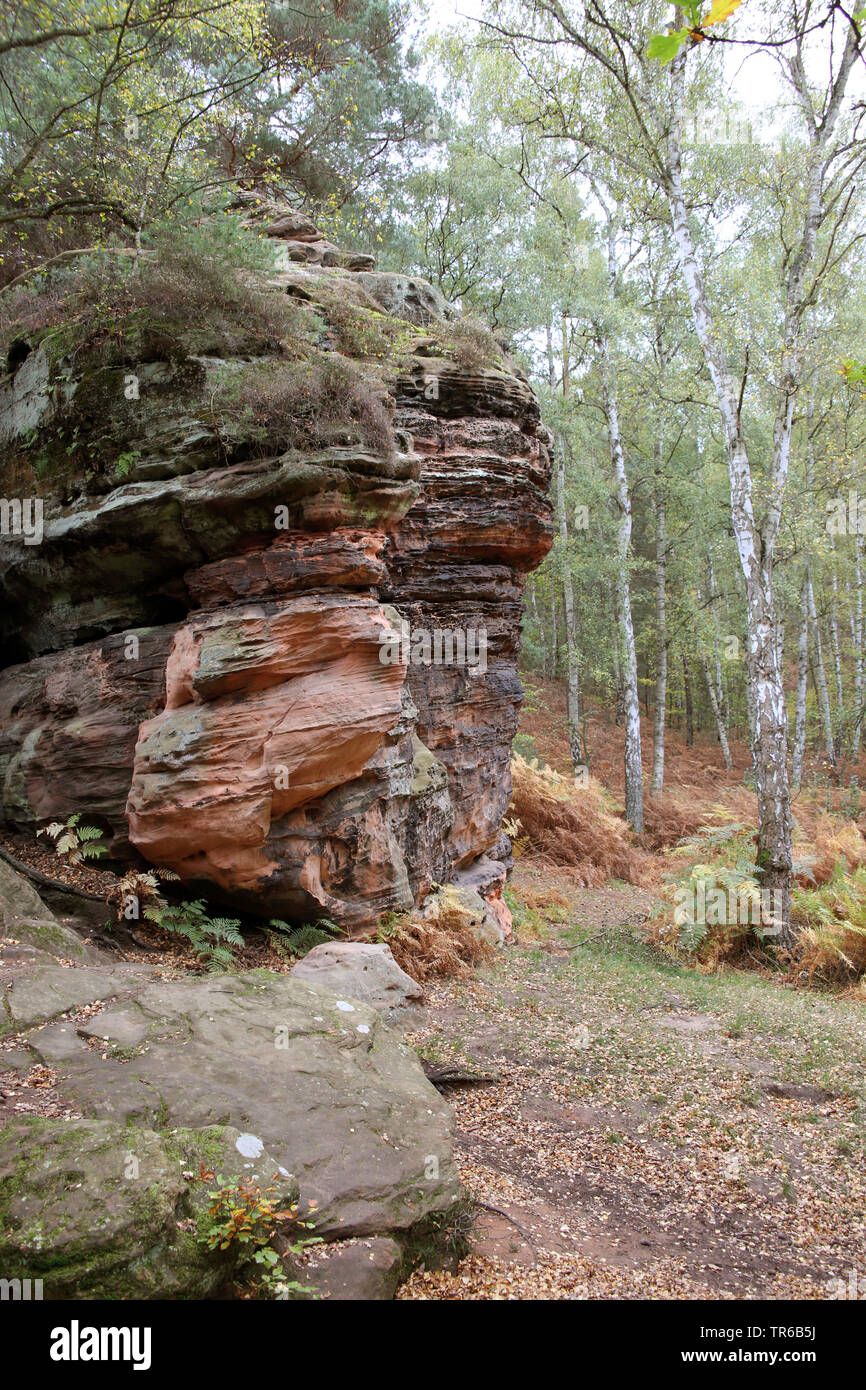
[[792, 572, 810, 792], [667, 9, 864, 942], [651, 455, 668, 794], [479, 0, 865, 944]]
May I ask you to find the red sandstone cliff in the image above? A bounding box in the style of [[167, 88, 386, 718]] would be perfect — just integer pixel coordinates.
[[0, 205, 552, 930]]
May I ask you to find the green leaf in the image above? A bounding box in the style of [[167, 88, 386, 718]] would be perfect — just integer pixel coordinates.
[[647, 29, 689, 62]]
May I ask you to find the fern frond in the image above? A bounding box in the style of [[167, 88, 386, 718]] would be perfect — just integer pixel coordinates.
[[286, 925, 332, 954], [210, 919, 244, 946], [76, 824, 104, 841], [79, 842, 107, 860], [265, 916, 344, 957]]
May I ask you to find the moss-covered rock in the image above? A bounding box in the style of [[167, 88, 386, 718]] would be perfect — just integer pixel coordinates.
[[0, 1117, 297, 1299], [0, 857, 101, 963], [4, 965, 463, 1241]]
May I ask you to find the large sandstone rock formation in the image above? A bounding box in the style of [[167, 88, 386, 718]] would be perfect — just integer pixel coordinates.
[[0, 207, 552, 930]]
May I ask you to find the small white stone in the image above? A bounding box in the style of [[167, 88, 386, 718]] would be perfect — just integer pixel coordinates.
[[335, 1000, 355, 1012], [357, 1024, 370, 1034], [235, 1133, 264, 1158]]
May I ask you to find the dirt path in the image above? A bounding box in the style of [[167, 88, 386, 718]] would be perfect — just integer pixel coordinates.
[[400, 865, 866, 1300]]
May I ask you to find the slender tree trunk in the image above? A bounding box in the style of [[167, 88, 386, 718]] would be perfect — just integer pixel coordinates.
[[545, 319, 557, 390], [683, 653, 694, 746], [666, 53, 824, 944], [807, 573, 836, 767], [706, 549, 728, 723], [601, 338, 643, 833], [550, 590, 558, 677], [721, 589, 735, 732], [529, 580, 548, 675], [714, 651, 726, 726], [613, 645, 624, 727], [744, 648, 757, 774], [556, 447, 583, 774], [829, 560, 844, 758], [776, 614, 789, 744], [698, 574, 733, 771], [792, 572, 810, 793], [561, 310, 570, 396], [666, 25, 862, 938], [700, 652, 733, 771], [651, 477, 667, 796], [853, 534, 864, 761], [555, 312, 583, 775]]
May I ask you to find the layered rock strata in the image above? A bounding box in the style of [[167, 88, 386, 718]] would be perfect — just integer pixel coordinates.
[[0, 212, 552, 930]]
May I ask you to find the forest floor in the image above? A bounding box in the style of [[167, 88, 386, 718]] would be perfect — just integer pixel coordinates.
[[516, 677, 866, 822], [399, 860, 866, 1300]]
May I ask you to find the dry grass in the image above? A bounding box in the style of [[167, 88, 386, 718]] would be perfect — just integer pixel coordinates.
[[792, 806, 866, 886], [506, 877, 573, 914], [792, 868, 866, 987], [378, 907, 495, 984], [0, 220, 299, 363], [641, 795, 710, 850], [508, 756, 655, 888], [442, 317, 503, 371], [210, 354, 396, 459]]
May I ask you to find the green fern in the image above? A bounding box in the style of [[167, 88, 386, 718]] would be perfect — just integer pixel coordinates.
[[265, 917, 344, 958], [38, 812, 108, 865], [144, 899, 245, 971]]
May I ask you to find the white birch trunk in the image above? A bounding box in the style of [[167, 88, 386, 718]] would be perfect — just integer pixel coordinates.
[[706, 550, 727, 723], [792, 573, 810, 793], [651, 476, 667, 796], [667, 54, 796, 942], [601, 339, 643, 833], [556, 448, 584, 774], [807, 573, 836, 767], [829, 561, 844, 757], [700, 652, 733, 771], [852, 534, 864, 760]]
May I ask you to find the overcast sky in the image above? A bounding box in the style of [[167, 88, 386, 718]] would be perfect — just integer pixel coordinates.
[[414, 1, 849, 131]]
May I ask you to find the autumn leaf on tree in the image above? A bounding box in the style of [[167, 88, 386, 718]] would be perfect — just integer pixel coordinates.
[[702, 0, 744, 27], [649, 0, 744, 61]]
